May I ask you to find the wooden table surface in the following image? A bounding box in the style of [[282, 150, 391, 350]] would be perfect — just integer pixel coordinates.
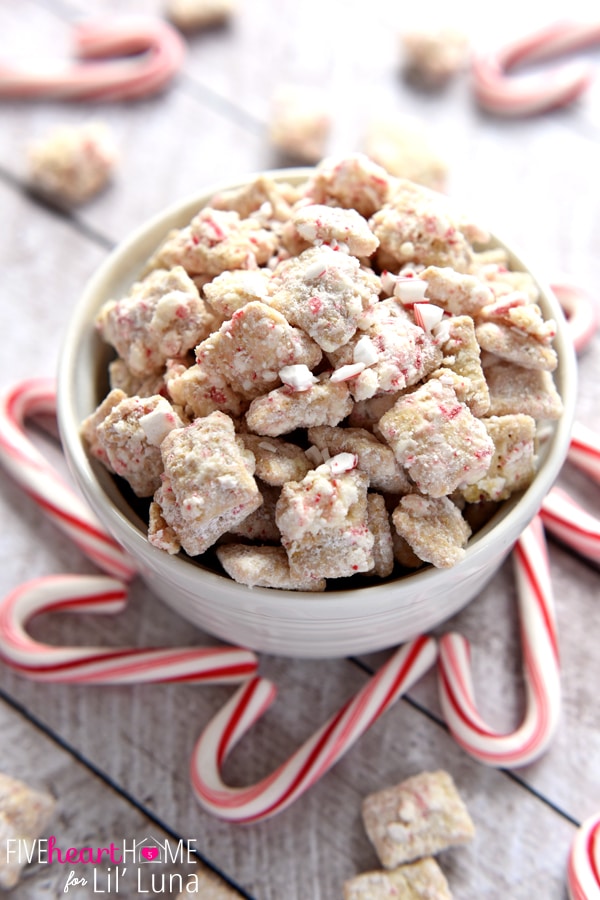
[[1, 1, 599, 898]]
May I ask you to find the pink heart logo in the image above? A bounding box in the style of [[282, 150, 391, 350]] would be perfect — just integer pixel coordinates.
[[141, 847, 159, 861]]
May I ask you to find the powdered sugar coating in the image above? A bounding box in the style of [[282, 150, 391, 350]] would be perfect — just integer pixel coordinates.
[[343, 857, 452, 900], [378, 378, 495, 497], [327, 307, 443, 401], [82, 391, 183, 497], [0, 774, 56, 889], [432, 315, 490, 416], [400, 27, 470, 87], [475, 321, 558, 371], [461, 414, 537, 503], [216, 543, 326, 591], [484, 360, 563, 419], [245, 376, 353, 436], [269, 245, 381, 352], [195, 301, 322, 400], [361, 770, 475, 869], [202, 268, 272, 321], [371, 180, 486, 274], [308, 425, 411, 493], [305, 153, 391, 218], [268, 85, 331, 164], [239, 433, 312, 485], [165, 358, 248, 420], [367, 493, 395, 577], [27, 121, 117, 206], [292, 204, 380, 257], [210, 175, 299, 221], [96, 266, 214, 377], [276, 463, 374, 580], [149, 207, 278, 277], [365, 118, 448, 192], [149, 412, 262, 556], [392, 494, 471, 568], [420, 265, 494, 316], [84, 159, 563, 584]]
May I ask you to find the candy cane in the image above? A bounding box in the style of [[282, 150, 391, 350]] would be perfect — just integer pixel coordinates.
[[0, 17, 186, 101], [540, 488, 600, 566], [438, 516, 560, 767], [0, 378, 135, 580], [567, 422, 600, 486], [567, 813, 600, 900], [190, 635, 437, 822], [551, 282, 599, 354], [471, 21, 600, 116], [0, 574, 257, 685]]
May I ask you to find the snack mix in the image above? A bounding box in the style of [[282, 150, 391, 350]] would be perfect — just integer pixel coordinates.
[[344, 770, 474, 899], [82, 153, 563, 591], [27, 121, 118, 206], [0, 773, 56, 889]]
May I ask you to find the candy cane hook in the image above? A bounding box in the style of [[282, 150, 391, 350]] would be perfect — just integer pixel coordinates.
[[0, 378, 135, 580], [191, 635, 437, 822], [0, 17, 186, 102], [567, 812, 600, 900], [472, 21, 600, 116], [0, 574, 257, 685], [567, 422, 600, 486], [540, 423, 600, 565], [438, 516, 560, 767]]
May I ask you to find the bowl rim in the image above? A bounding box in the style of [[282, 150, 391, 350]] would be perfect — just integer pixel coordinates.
[[56, 167, 578, 612]]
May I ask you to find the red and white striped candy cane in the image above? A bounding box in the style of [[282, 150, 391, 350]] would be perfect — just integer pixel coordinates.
[[0, 378, 135, 581], [567, 812, 600, 900], [541, 488, 600, 566], [551, 282, 599, 354], [471, 21, 600, 116], [567, 422, 600, 486], [0, 17, 186, 102], [540, 423, 600, 565], [438, 516, 560, 767], [0, 574, 257, 685], [190, 635, 437, 822]]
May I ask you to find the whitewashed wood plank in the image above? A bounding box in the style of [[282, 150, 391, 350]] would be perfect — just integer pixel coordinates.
[[0, 697, 248, 898]]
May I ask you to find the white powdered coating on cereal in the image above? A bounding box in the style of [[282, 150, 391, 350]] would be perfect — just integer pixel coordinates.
[[278, 364, 318, 391], [330, 362, 366, 382], [353, 335, 379, 366], [84, 156, 564, 583]]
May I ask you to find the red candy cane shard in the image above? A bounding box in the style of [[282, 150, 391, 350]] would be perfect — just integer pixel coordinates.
[[551, 282, 599, 354], [0, 574, 258, 685], [438, 516, 561, 767], [190, 635, 437, 822], [0, 18, 186, 101], [0, 378, 135, 580], [471, 21, 600, 116], [541, 487, 600, 565], [567, 813, 600, 900]]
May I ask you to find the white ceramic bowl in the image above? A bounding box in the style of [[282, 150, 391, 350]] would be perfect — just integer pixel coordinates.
[[57, 170, 577, 658]]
